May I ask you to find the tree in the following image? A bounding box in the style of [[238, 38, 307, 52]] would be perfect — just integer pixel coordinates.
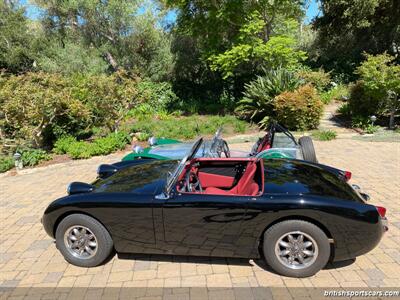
[[209, 13, 306, 79], [0, 2, 36, 72], [355, 53, 400, 128], [34, 0, 173, 79], [311, 0, 400, 77], [165, 0, 306, 104]]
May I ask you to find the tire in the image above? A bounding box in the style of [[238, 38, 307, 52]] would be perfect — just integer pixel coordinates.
[[299, 136, 317, 163], [262, 220, 330, 278], [55, 214, 113, 267]]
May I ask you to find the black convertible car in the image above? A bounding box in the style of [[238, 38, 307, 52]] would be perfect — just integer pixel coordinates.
[[42, 138, 388, 278]]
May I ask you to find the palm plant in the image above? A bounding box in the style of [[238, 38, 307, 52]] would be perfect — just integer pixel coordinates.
[[236, 68, 302, 128]]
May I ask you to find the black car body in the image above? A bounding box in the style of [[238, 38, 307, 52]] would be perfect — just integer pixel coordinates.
[[42, 139, 387, 277]]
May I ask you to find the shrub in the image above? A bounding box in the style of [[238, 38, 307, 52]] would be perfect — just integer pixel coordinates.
[[136, 81, 178, 111], [312, 130, 337, 141], [351, 116, 379, 133], [54, 132, 131, 159], [236, 68, 302, 128], [53, 136, 78, 154], [19, 148, 51, 167], [0, 72, 91, 148], [0, 156, 14, 173], [348, 81, 381, 117], [350, 53, 400, 128], [274, 84, 323, 130], [297, 69, 331, 92], [0, 71, 139, 148]]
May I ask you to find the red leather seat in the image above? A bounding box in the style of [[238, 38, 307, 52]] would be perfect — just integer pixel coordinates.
[[205, 162, 259, 196]]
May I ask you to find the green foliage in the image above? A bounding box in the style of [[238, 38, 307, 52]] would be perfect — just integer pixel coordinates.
[[320, 84, 349, 104], [0, 72, 139, 147], [54, 132, 131, 159], [312, 0, 400, 77], [0, 72, 91, 148], [135, 132, 151, 142], [312, 130, 337, 141], [136, 81, 178, 111], [19, 148, 51, 167], [297, 69, 331, 92], [0, 156, 14, 173], [236, 68, 302, 127], [36, 40, 108, 75], [34, 0, 173, 79], [337, 103, 351, 117], [53, 136, 78, 154], [349, 54, 400, 119], [130, 115, 251, 140], [209, 13, 306, 79], [168, 0, 305, 110], [348, 82, 380, 117], [351, 115, 379, 134], [0, 3, 36, 72], [274, 84, 323, 130]]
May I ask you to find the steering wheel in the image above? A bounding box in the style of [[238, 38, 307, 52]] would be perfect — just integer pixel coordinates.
[[222, 140, 230, 157], [185, 170, 203, 192]]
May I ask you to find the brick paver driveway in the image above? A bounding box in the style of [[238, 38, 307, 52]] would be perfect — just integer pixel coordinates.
[[1, 139, 399, 299]]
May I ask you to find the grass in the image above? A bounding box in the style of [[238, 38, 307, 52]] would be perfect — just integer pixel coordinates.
[[312, 130, 337, 141], [0, 156, 14, 173], [127, 114, 253, 140]]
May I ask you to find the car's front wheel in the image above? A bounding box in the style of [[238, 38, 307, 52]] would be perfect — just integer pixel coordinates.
[[262, 220, 330, 277], [55, 214, 113, 267]]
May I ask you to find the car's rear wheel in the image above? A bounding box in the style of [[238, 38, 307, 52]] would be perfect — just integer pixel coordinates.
[[55, 214, 113, 267], [299, 136, 317, 163], [262, 220, 330, 277]]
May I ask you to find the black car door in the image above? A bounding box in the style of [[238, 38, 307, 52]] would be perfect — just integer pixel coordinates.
[[161, 193, 254, 258]]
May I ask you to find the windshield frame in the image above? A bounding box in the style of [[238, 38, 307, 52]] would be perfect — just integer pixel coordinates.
[[164, 137, 203, 195]]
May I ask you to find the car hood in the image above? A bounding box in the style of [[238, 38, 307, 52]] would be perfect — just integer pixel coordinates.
[[148, 141, 213, 159], [92, 160, 177, 194]]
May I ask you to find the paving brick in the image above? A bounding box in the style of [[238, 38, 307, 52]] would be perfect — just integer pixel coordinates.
[[0, 139, 398, 292]]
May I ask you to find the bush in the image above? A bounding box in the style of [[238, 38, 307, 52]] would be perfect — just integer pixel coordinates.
[[349, 53, 400, 127], [19, 148, 51, 167], [297, 69, 331, 92], [236, 68, 302, 128], [351, 116, 379, 133], [274, 84, 323, 130], [0, 156, 14, 173], [54, 132, 131, 159], [348, 81, 381, 117], [312, 130, 337, 141], [0, 72, 139, 148], [53, 136, 78, 154], [136, 81, 178, 111]]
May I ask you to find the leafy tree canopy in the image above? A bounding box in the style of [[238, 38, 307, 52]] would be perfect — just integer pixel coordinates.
[[311, 0, 400, 77]]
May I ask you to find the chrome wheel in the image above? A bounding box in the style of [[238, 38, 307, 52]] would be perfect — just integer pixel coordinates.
[[64, 225, 98, 259], [274, 231, 318, 270]]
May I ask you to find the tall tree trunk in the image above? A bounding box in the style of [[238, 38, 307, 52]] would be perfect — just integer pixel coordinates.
[[105, 52, 119, 71]]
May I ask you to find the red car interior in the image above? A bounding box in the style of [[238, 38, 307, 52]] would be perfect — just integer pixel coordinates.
[[256, 133, 272, 153], [198, 172, 234, 188], [178, 158, 263, 196]]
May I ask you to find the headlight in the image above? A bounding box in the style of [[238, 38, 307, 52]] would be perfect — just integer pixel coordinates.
[[133, 145, 144, 154], [148, 136, 157, 146]]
